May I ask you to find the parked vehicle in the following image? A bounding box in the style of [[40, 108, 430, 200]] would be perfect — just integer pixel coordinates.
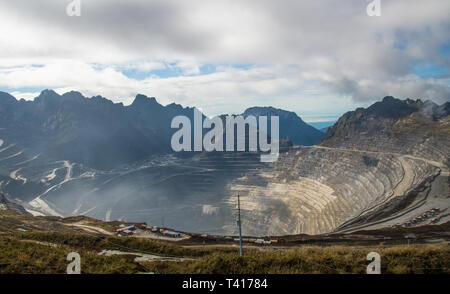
[[116, 225, 137, 233], [162, 230, 181, 238], [122, 230, 134, 236]]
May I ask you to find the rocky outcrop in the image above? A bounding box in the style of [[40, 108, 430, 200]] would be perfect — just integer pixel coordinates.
[[0, 90, 321, 170], [0, 95, 447, 236], [222, 97, 449, 235], [225, 146, 439, 235], [321, 97, 450, 163], [243, 107, 324, 145], [0, 192, 30, 215]]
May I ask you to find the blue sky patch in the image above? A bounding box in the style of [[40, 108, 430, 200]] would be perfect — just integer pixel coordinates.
[[412, 62, 449, 78]]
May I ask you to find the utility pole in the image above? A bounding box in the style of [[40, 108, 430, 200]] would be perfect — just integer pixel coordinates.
[[237, 194, 243, 256]]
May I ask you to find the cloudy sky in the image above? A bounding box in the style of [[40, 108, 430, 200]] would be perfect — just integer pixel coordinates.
[[0, 0, 449, 122]]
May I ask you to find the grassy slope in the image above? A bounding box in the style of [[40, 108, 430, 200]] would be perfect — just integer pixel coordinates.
[[0, 211, 449, 274], [1, 232, 448, 274], [0, 237, 142, 274], [141, 245, 450, 274]]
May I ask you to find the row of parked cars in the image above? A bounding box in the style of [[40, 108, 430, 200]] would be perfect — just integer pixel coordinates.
[[402, 208, 442, 227], [116, 225, 136, 236], [116, 224, 183, 238], [141, 225, 182, 237]]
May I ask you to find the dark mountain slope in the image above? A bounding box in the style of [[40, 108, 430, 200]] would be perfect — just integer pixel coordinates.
[[243, 107, 324, 145], [0, 192, 30, 215], [321, 96, 450, 162], [0, 90, 321, 169], [0, 90, 173, 169]]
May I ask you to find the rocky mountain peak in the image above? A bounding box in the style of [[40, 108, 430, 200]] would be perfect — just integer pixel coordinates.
[[242, 106, 323, 145], [36, 89, 60, 101], [0, 91, 17, 106], [364, 96, 420, 119], [364, 96, 449, 121], [320, 96, 449, 163], [131, 94, 158, 107], [61, 91, 85, 101], [243, 106, 302, 121]]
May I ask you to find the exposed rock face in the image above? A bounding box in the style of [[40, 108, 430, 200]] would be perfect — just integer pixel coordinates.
[[0, 192, 29, 215], [227, 146, 441, 235], [243, 107, 324, 145], [1, 142, 444, 235], [321, 97, 450, 163], [224, 97, 449, 235], [0, 90, 172, 169], [0, 94, 448, 235], [0, 90, 320, 170]]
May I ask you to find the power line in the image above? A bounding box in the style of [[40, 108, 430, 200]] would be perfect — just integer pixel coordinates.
[[237, 194, 243, 256]]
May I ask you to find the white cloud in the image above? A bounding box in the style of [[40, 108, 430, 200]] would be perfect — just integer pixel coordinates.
[[0, 0, 448, 118], [122, 61, 167, 72]]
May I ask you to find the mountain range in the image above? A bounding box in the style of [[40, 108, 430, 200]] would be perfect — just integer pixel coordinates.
[[321, 96, 450, 163], [0, 91, 448, 236], [0, 90, 323, 169]]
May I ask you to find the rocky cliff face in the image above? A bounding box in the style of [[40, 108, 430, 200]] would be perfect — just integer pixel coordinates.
[[222, 97, 449, 235], [243, 107, 324, 145], [0, 94, 448, 236], [321, 97, 450, 163], [0, 90, 321, 170], [227, 145, 442, 235], [0, 192, 29, 215], [0, 90, 173, 169]]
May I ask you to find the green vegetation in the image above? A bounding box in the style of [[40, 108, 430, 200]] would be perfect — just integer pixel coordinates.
[[14, 231, 238, 257], [142, 246, 450, 274], [1, 230, 449, 274], [0, 237, 142, 274], [392, 113, 450, 137], [1, 212, 449, 274]]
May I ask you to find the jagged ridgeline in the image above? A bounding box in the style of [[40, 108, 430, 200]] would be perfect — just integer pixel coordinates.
[[322, 96, 450, 163], [0, 91, 448, 236], [0, 90, 323, 169]]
